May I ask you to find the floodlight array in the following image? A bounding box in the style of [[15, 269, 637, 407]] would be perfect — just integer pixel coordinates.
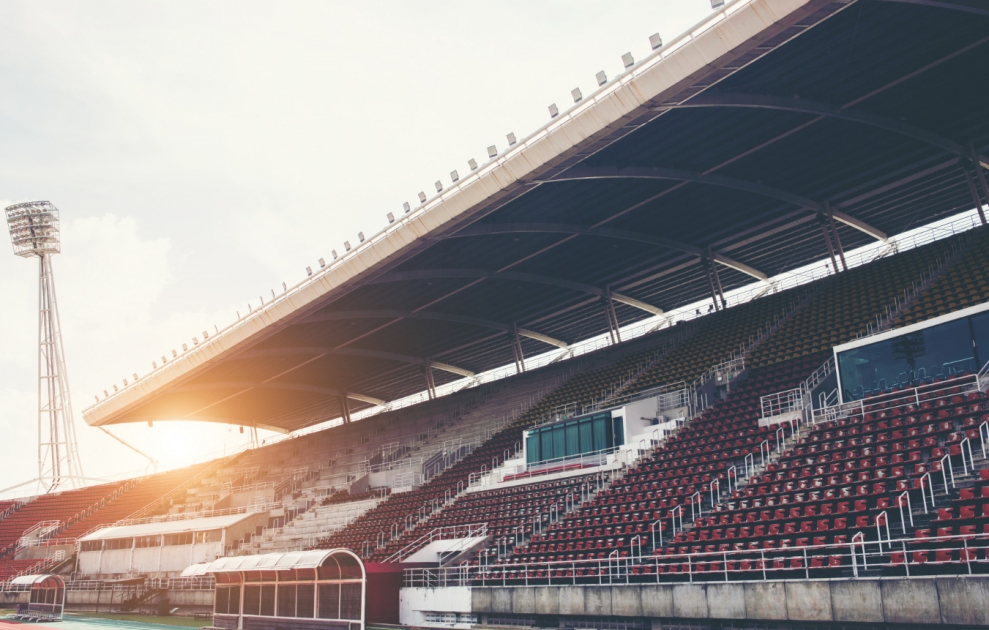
[[6, 201, 61, 258]]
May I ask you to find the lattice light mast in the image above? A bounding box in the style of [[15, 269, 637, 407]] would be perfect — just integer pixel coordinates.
[[6, 201, 85, 492]]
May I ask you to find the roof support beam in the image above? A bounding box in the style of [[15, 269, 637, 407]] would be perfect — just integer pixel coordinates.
[[540, 166, 887, 242], [300, 309, 568, 349], [175, 381, 387, 406], [234, 346, 474, 378], [367, 269, 663, 317], [660, 92, 989, 168], [875, 0, 989, 17], [444, 222, 767, 281]]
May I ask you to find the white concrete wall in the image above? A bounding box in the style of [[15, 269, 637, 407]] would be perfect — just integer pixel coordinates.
[[400, 587, 472, 628]]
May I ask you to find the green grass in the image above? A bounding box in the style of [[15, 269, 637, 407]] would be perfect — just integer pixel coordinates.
[[68, 612, 206, 627]]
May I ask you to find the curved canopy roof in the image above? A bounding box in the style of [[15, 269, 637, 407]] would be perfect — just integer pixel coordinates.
[[83, 0, 989, 433], [181, 549, 363, 578], [10, 575, 65, 588]]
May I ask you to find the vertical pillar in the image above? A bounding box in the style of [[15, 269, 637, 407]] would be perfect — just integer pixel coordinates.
[[825, 202, 848, 271], [702, 255, 720, 311], [423, 361, 437, 400], [511, 324, 526, 373], [708, 248, 727, 309], [819, 215, 839, 274], [603, 289, 622, 343], [339, 395, 351, 424], [963, 162, 988, 226], [970, 143, 989, 226]]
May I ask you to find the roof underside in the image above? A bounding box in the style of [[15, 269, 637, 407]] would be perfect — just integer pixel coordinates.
[[85, 0, 989, 432]]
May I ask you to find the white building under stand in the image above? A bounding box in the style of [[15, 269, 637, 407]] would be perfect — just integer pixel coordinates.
[[76, 512, 269, 578]]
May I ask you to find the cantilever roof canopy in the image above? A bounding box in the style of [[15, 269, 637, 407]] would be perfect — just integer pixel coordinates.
[[181, 549, 364, 578], [9, 575, 65, 589], [83, 0, 989, 433]]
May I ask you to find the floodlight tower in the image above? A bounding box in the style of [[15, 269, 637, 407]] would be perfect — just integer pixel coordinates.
[[6, 201, 85, 492]]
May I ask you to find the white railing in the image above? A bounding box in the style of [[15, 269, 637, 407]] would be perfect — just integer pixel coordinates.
[[760, 387, 805, 420], [384, 523, 489, 563], [404, 532, 989, 588]]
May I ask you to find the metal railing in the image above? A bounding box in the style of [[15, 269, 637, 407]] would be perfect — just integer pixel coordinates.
[[403, 532, 989, 587]]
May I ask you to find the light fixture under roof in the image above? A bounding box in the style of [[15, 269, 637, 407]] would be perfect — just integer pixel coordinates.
[[487, 145, 497, 158], [387, 212, 395, 223], [434, 180, 443, 193], [571, 88, 582, 103], [318, 257, 325, 268], [711, 0, 725, 7], [622, 52, 634, 68], [344, 241, 351, 251], [596, 71, 607, 86], [468, 158, 478, 171], [331, 250, 338, 260], [358, 231, 365, 242], [506, 132, 516, 146], [306, 266, 313, 276], [649, 33, 663, 50], [548, 103, 559, 118], [450, 170, 459, 183], [403, 201, 411, 213], [418, 191, 427, 203]]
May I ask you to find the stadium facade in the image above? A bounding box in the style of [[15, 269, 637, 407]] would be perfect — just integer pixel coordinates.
[[4, 0, 989, 628]]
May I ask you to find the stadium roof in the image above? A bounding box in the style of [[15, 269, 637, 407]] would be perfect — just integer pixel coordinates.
[[84, 0, 989, 433]]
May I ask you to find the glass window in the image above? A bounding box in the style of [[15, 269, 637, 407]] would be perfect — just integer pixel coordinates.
[[973, 312, 989, 370], [838, 317, 976, 401], [104, 538, 132, 550], [80, 541, 101, 552], [340, 583, 362, 620], [277, 584, 295, 618], [260, 585, 275, 616], [318, 584, 339, 619], [565, 422, 579, 457], [135, 535, 160, 548], [592, 416, 608, 451], [526, 433, 539, 464], [551, 426, 564, 462], [163, 532, 193, 546], [195, 530, 221, 544], [229, 586, 240, 615], [579, 422, 593, 453], [612, 416, 624, 447], [215, 587, 229, 615], [243, 585, 261, 616], [297, 584, 315, 619]]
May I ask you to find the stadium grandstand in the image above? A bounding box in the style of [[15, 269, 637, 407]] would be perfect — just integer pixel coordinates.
[[4, 0, 989, 628]]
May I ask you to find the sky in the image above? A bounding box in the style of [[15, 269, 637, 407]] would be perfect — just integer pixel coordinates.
[[0, 1, 717, 493]]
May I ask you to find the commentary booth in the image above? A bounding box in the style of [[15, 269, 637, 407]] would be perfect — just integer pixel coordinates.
[[184, 549, 365, 630], [7, 575, 66, 622]]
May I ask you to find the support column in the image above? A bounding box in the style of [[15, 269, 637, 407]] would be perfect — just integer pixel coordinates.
[[702, 255, 720, 311], [603, 289, 622, 343], [423, 361, 437, 400], [970, 143, 989, 226], [511, 324, 526, 373], [825, 202, 848, 271], [820, 214, 840, 275], [963, 161, 988, 226], [708, 248, 727, 309], [339, 395, 351, 424]]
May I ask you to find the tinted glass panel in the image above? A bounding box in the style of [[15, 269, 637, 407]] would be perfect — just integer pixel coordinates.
[[552, 426, 565, 461], [838, 318, 976, 401], [318, 584, 339, 619], [565, 423, 579, 457], [277, 584, 295, 618], [526, 433, 539, 464], [243, 585, 260, 616], [260, 585, 275, 617], [579, 422, 593, 453], [340, 583, 362, 620], [592, 417, 608, 451], [973, 312, 989, 370], [215, 587, 229, 615], [297, 584, 315, 619], [229, 586, 240, 615], [612, 416, 624, 446]]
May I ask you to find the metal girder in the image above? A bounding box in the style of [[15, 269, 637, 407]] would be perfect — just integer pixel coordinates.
[[367, 269, 663, 317], [541, 166, 888, 242], [444, 222, 767, 281], [299, 309, 569, 349], [876, 0, 989, 18], [233, 346, 474, 377], [175, 381, 387, 406], [662, 92, 989, 169]]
